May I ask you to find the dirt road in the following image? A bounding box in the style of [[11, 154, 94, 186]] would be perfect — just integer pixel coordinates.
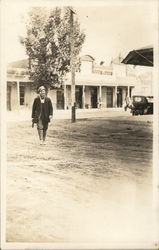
[[6, 114, 155, 244]]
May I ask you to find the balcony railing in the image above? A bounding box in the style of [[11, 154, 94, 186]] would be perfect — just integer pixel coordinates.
[[7, 68, 28, 78]]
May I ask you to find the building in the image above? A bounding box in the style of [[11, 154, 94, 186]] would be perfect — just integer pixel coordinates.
[[6, 54, 153, 111]]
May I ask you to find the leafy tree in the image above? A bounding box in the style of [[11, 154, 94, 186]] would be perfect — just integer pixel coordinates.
[[20, 7, 85, 91]]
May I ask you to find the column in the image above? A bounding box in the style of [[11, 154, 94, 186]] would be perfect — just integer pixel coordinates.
[[127, 86, 130, 97], [114, 86, 117, 108], [17, 81, 20, 109], [122, 88, 126, 107], [82, 85, 85, 109], [99, 85, 102, 109], [64, 84, 67, 110]]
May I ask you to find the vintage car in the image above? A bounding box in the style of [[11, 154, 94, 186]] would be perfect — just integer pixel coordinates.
[[146, 96, 154, 114], [130, 95, 153, 115]]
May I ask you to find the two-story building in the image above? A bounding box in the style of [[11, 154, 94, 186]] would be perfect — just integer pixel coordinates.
[[6, 54, 152, 111]]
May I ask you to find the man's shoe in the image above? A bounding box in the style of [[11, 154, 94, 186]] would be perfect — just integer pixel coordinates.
[[40, 140, 43, 145], [43, 141, 46, 145]]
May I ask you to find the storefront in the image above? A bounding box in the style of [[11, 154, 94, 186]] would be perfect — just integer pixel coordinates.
[[7, 54, 150, 111]]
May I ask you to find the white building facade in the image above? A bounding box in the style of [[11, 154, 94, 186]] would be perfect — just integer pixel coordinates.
[[6, 55, 153, 111]]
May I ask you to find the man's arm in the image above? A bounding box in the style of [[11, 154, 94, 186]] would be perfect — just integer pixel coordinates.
[[32, 98, 37, 118], [49, 98, 53, 117]]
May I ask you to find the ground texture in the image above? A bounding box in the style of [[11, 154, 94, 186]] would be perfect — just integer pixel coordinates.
[[6, 113, 155, 245]]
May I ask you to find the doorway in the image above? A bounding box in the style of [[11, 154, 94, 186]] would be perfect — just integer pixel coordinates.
[[75, 86, 82, 109], [57, 90, 64, 109], [20, 85, 25, 105], [90, 87, 97, 108], [117, 87, 123, 107], [107, 87, 113, 108], [130, 87, 134, 98]]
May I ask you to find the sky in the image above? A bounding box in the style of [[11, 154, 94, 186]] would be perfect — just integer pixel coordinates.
[[2, 0, 156, 65]]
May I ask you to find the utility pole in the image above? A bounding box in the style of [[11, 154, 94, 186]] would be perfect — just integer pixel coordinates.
[[70, 8, 76, 123]]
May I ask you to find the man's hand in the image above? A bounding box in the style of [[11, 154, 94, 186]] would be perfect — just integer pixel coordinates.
[[49, 115, 53, 120]]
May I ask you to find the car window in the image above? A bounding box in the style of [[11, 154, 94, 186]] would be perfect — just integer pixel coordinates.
[[134, 97, 142, 102]]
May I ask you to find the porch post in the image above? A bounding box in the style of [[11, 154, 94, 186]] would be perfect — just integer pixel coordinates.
[[82, 85, 85, 109], [64, 84, 67, 110], [127, 86, 130, 97], [17, 81, 20, 109], [99, 85, 102, 109]]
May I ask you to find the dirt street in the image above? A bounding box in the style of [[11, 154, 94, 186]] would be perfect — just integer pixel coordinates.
[[6, 114, 155, 244]]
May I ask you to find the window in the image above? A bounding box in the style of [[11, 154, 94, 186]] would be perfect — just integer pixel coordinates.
[[20, 85, 25, 105], [134, 96, 142, 102]]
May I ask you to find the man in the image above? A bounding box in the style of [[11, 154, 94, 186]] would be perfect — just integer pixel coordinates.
[[124, 96, 131, 111], [32, 86, 53, 145]]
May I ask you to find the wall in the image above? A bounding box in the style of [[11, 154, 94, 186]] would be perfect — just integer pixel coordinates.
[[48, 89, 57, 109], [7, 56, 153, 111], [113, 87, 116, 107], [122, 87, 127, 104], [24, 83, 36, 108], [133, 66, 153, 96], [80, 61, 93, 75], [113, 64, 126, 77], [7, 82, 19, 110], [66, 86, 71, 109], [85, 87, 91, 108], [101, 87, 107, 108]]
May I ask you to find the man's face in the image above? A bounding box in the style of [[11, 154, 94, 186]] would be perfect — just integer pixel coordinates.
[[40, 89, 46, 98]]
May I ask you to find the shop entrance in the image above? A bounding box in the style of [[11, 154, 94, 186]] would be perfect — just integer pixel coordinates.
[[117, 87, 123, 107], [90, 87, 97, 108], [57, 90, 64, 109], [20, 84, 25, 105], [107, 87, 113, 107], [75, 86, 82, 109]]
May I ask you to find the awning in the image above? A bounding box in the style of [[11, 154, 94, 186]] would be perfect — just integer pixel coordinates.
[[122, 46, 153, 67]]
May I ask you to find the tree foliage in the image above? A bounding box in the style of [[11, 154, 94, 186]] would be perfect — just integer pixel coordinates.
[[20, 7, 85, 91]]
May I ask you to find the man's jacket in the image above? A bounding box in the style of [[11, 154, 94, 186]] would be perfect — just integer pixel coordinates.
[[32, 96, 53, 124]]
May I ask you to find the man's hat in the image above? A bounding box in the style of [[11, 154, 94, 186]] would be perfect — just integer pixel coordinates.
[[38, 86, 45, 93]]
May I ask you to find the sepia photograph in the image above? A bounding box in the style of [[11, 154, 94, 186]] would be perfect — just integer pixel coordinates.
[[0, 0, 159, 249]]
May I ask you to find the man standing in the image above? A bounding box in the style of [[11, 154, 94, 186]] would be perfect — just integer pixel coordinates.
[[32, 86, 53, 145]]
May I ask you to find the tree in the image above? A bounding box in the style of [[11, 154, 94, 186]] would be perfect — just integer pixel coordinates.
[[20, 7, 85, 91]]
